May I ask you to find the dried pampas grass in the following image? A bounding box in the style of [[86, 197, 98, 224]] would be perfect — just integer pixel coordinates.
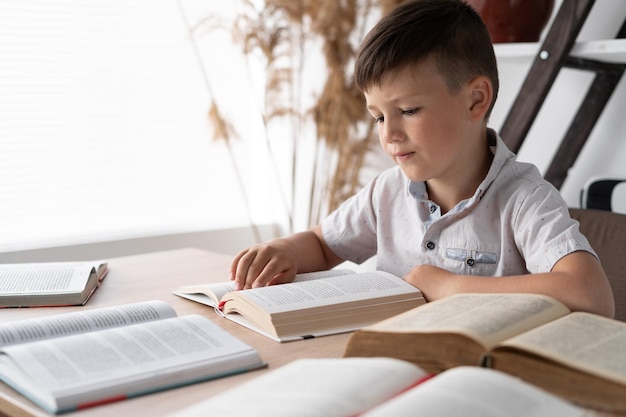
[[195, 1, 406, 232]]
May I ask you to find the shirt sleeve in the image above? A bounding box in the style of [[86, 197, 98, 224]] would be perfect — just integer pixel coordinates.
[[513, 183, 596, 273], [321, 174, 381, 265]]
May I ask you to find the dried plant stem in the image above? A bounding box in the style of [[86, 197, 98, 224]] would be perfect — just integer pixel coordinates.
[[177, 0, 263, 243], [193, 1, 410, 233]]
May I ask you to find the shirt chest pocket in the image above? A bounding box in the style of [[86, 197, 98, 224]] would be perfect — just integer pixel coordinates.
[[445, 247, 498, 275]]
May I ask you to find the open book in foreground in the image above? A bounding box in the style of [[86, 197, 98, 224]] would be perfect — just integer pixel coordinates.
[[343, 293, 626, 415], [0, 300, 265, 414], [167, 357, 588, 417], [0, 260, 109, 307], [174, 269, 425, 342]]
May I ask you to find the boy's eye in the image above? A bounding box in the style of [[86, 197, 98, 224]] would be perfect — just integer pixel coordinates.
[[372, 115, 384, 123], [402, 108, 419, 116]]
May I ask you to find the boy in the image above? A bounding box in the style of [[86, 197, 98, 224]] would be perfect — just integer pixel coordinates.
[[229, 0, 615, 317]]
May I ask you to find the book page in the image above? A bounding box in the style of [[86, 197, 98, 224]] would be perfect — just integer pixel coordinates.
[[175, 282, 235, 307], [168, 357, 427, 417], [174, 268, 356, 307], [0, 300, 176, 348], [290, 268, 354, 281], [0, 315, 262, 397], [230, 271, 420, 314], [365, 293, 570, 349], [361, 366, 587, 417], [0, 263, 94, 294], [497, 312, 626, 384]]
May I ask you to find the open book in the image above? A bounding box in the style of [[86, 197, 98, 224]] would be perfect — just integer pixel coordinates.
[[0, 260, 109, 307], [174, 269, 425, 342], [166, 357, 588, 417], [0, 300, 265, 414], [343, 293, 626, 414]]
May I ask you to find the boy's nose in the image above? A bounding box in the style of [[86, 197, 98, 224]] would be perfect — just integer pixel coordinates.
[[381, 122, 404, 143]]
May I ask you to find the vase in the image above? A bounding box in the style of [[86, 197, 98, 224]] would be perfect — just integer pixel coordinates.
[[466, 0, 556, 43]]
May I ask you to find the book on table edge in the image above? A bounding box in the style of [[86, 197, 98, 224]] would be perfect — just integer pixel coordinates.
[[0, 301, 265, 414], [166, 357, 588, 417], [0, 261, 109, 307]]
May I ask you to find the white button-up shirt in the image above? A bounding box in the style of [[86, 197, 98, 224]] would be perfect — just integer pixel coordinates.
[[321, 130, 594, 278]]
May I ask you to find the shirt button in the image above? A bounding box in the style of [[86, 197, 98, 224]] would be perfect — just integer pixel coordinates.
[[426, 241, 435, 250], [466, 258, 475, 267], [429, 205, 437, 213]]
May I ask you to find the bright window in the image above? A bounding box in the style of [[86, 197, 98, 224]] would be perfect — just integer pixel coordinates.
[[0, 0, 277, 252]]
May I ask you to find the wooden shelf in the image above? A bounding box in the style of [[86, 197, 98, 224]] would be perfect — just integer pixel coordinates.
[[570, 38, 626, 63], [495, 38, 626, 64]]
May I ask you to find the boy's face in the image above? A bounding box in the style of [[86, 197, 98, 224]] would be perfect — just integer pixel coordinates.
[[364, 58, 484, 185]]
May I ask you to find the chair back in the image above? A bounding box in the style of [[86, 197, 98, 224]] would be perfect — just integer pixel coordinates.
[[580, 178, 626, 213], [569, 208, 626, 322]]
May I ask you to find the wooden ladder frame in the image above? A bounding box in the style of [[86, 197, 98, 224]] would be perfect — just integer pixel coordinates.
[[499, 0, 626, 189]]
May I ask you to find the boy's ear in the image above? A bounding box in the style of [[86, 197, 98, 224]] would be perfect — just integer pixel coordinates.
[[467, 76, 492, 120]]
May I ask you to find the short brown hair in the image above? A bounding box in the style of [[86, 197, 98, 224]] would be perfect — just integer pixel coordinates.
[[354, 0, 499, 118]]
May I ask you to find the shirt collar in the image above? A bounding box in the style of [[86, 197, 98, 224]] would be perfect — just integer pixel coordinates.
[[477, 128, 516, 198]]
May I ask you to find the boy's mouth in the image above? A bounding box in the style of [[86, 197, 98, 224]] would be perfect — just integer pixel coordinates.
[[394, 151, 415, 161]]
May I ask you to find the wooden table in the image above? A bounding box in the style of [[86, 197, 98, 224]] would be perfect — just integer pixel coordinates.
[[0, 248, 351, 417]]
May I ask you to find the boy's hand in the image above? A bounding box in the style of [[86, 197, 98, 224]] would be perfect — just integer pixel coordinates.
[[403, 264, 458, 301], [228, 226, 344, 291], [230, 239, 298, 290]]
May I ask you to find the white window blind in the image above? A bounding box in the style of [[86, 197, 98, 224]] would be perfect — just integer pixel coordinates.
[[0, 0, 264, 252]]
